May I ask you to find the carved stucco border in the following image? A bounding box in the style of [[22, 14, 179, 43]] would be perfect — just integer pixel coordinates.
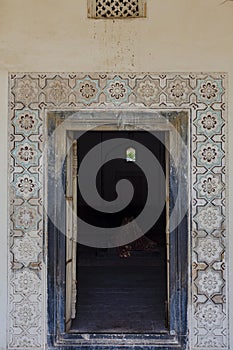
[[8, 72, 228, 349]]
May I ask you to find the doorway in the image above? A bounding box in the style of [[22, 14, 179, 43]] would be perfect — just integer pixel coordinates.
[[47, 110, 188, 349], [70, 131, 167, 333]]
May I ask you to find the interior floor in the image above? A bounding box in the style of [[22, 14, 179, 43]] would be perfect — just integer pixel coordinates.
[[71, 246, 167, 333]]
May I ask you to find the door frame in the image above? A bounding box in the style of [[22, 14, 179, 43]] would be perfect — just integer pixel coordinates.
[[46, 109, 189, 349]]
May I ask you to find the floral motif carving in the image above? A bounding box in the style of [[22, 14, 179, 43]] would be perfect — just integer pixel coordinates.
[[13, 109, 40, 135], [200, 81, 218, 100], [12, 301, 39, 328], [109, 81, 126, 99], [76, 77, 100, 104], [196, 142, 223, 167], [14, 173, 39, 198], [202, 146, 217, 163], [170, 80, 186, 98], [201, 113, 217, 130], [135, 78, 161, 105], [196, 236, 223, 264], [196, 109, 223, 136], [196, 303, 224, 330], [105, 76, 131, 105], [196, 173, 223, 199], [165, 77, 191, 105], [202, 176, 217, 195], [13, 141, 39, 169], [19, 145, 34, 161], [12, 269, 40, 295], [80, 82, 95, 98], [19, 113, 35, 130], [14, 204, 38, 231], [195, 205, 223, 233], [196, 78, 223, 103], [18, 176, 35, 193], [45, 77, 70, 105], [12, 77, 39, 104], [12, 236, 40, 266], [197, 269, 223, 297]]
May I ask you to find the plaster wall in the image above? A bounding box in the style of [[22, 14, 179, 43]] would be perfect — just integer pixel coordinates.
[[0, 0, 233, 349]]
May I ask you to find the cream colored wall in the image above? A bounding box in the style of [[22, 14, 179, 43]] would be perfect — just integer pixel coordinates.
[[0, 0, 233, 349]]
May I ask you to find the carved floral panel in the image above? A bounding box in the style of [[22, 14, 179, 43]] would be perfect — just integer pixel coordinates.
[[9, 72, 228, 349]]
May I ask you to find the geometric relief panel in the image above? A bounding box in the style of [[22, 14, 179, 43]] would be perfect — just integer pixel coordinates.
[[9, 72, 228, 349]]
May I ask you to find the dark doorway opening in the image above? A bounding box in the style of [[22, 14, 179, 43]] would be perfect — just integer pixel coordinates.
[[71, 131, 167, 333]]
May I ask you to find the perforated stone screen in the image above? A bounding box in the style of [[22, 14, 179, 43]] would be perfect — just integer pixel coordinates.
[[88, 0, 146, 18]]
